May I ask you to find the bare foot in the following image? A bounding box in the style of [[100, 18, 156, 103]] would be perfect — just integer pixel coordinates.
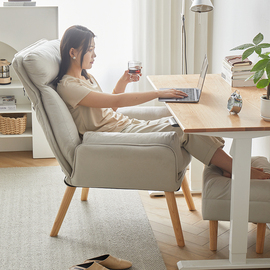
[[222, 167, 270, 179], [251, 167, 270, 179]]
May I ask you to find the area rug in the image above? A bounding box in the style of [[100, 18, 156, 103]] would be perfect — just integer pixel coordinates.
[[0, 166, 166, 270]]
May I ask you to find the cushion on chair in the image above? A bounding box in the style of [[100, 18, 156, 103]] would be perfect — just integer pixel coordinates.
[[70, 131, 191, 190], [23, 39, 60, 88], [117, 106, 171, 120], [13, 39, 81, 176], [202, 156, 270, 223]]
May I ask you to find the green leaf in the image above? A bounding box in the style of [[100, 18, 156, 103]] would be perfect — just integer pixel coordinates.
[[242, 47, 255, 60], [258, 43, 270, 48], [253, 33, 264, 45], [231, 43, 254, 51], [266, 62, 270, 79], [259, 53, 270, 59], [253, 70, 264, 83], [245, 74, 254, 81], [255, 47, 262, 55], [257, 79, 269, 88], [251, 59, 270, 71]]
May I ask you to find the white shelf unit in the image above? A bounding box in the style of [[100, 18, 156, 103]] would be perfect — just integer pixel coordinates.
[[0, 6, 58, 157]]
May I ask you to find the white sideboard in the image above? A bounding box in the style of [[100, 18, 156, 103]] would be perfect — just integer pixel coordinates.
[[0, 6, 58, 158]]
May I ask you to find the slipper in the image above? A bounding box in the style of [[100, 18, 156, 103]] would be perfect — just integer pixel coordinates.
[[69, 261, 109, 270], [84, 254, 132, 269]]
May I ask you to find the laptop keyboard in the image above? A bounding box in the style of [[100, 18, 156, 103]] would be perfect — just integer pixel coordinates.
[[176, 88, 196, 101]]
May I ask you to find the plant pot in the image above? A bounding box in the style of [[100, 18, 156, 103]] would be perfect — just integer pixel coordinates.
[[260, 95, 270, 121]]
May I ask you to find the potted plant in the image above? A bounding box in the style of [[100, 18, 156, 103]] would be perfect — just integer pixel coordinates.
[[231, 33, 270, 120]]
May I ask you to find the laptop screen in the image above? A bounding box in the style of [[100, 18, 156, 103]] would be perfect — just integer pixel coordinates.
[[197, 55, 208, 90]]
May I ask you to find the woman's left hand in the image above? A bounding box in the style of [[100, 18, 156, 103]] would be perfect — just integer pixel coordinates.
[[122, 70, 142, 84]]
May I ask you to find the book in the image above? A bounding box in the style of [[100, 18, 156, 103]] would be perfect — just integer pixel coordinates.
[[0, 95, 16, 111], [221, 72, 256, 87], [221, 66, 255, 80], [222, 59, 254, 72], [3, 1, 36, 6], [225, 55, 252, 66]]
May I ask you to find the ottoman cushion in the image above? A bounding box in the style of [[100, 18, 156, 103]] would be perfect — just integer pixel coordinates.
[[202, 156, 270, 223]]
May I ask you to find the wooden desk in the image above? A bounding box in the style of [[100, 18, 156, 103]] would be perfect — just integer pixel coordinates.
[[147, 74, 270, 270]]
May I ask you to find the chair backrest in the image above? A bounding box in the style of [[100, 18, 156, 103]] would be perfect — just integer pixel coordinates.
[[13, 39, 81, 177]]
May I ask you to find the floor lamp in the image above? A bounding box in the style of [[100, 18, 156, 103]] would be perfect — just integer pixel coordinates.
[[181, 0, 213, 74]]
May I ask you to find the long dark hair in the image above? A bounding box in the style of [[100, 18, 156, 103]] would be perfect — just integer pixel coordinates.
[[53, 25, 95, 86]]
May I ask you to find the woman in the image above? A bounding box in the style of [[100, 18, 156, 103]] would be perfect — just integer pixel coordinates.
[[55, 25, 270, 179]]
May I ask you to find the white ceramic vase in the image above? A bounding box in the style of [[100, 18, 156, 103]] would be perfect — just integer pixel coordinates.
[[261, 95, 270, 121]]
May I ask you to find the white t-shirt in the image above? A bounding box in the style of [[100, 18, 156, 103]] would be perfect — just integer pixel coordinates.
[[57, 74, 132, 134]]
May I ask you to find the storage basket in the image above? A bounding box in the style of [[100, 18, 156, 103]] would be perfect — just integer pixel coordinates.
[[0, 113, 27, 135]]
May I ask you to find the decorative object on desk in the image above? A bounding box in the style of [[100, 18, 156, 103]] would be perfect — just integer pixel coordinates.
[[3, 0, 36, 6], [0, 95, 16, 111], [260, 95, 270, 121], [0, 59, 12, 85], [231, 33, 270, 120], [181, 0, 213, 74], [0, 113, 27, 135], [221, 56, 255, 87], [227, 90, 242, 114]]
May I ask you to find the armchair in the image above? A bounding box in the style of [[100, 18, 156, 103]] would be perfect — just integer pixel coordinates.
[[13, 39, 195, 247]]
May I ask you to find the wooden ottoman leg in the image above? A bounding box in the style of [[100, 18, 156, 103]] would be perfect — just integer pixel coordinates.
[[209, 220, 218, 251], [256, 223, 266, 254]]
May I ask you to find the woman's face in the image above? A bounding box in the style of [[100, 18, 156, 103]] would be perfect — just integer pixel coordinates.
[[80, 38, 96, 70]]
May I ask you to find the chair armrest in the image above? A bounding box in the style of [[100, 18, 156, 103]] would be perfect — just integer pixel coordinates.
[[70, 131, 191, 191], [117, 106, 171, 120]]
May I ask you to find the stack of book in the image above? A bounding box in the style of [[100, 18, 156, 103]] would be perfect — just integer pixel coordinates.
[[3, 0, 36, 6], [0, 95, 16, 111], [221, 55, 256, 87]]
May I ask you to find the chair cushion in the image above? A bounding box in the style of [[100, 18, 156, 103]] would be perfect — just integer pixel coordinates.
[[15, 39, 81, 172], [70, 131, 191, 190], [117, 106, 171, 120], [202, 156, 270, 223], [23, 39, 60, 88]]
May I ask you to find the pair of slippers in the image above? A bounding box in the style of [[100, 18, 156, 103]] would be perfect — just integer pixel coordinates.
[[69, 254, 132, 270]]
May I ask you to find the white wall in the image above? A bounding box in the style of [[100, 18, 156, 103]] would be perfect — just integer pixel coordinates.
[[209, 0, 270, 73], [0, 0, 133, 94], [209, 0, 270, 158]]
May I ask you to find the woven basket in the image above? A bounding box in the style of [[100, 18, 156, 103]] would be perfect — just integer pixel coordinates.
[[0, 113, 27, 135]]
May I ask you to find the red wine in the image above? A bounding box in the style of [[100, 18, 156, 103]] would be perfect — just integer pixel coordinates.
[[128, 67, 141, 74]]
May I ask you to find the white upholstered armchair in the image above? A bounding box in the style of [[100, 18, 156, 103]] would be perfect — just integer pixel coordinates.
[[13, 39, 195, 247]]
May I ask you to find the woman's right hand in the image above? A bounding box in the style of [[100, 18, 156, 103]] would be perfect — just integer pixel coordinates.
[[157, 88, 188, 99]]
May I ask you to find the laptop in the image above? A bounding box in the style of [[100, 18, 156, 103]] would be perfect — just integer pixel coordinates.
[[158, 54, 208, 103]]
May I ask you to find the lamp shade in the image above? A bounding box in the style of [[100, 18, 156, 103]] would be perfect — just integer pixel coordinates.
[[190, 0, 213, 13]]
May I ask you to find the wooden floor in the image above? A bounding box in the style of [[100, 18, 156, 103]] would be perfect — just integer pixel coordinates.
[[1, 151, 270, 270]]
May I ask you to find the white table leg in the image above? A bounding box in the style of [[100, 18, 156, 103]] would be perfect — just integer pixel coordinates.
[[229, 137, 252, 263]]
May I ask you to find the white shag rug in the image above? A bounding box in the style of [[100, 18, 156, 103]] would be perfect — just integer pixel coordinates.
[[0, 166, 166, 270]]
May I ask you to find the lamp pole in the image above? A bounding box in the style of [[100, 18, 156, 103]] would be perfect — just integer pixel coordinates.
[[181, 0, 188, 74], [180, 0, 213, 75]]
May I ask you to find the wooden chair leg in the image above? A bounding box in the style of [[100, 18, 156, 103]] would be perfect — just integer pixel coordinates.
[[50, 186, 76, 237], [81, 187, 89, 201], [165, 191, 185, 247], [181, 175, 196, 211], [256, 223, 266, 254], [209, 220, 218, 251]]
